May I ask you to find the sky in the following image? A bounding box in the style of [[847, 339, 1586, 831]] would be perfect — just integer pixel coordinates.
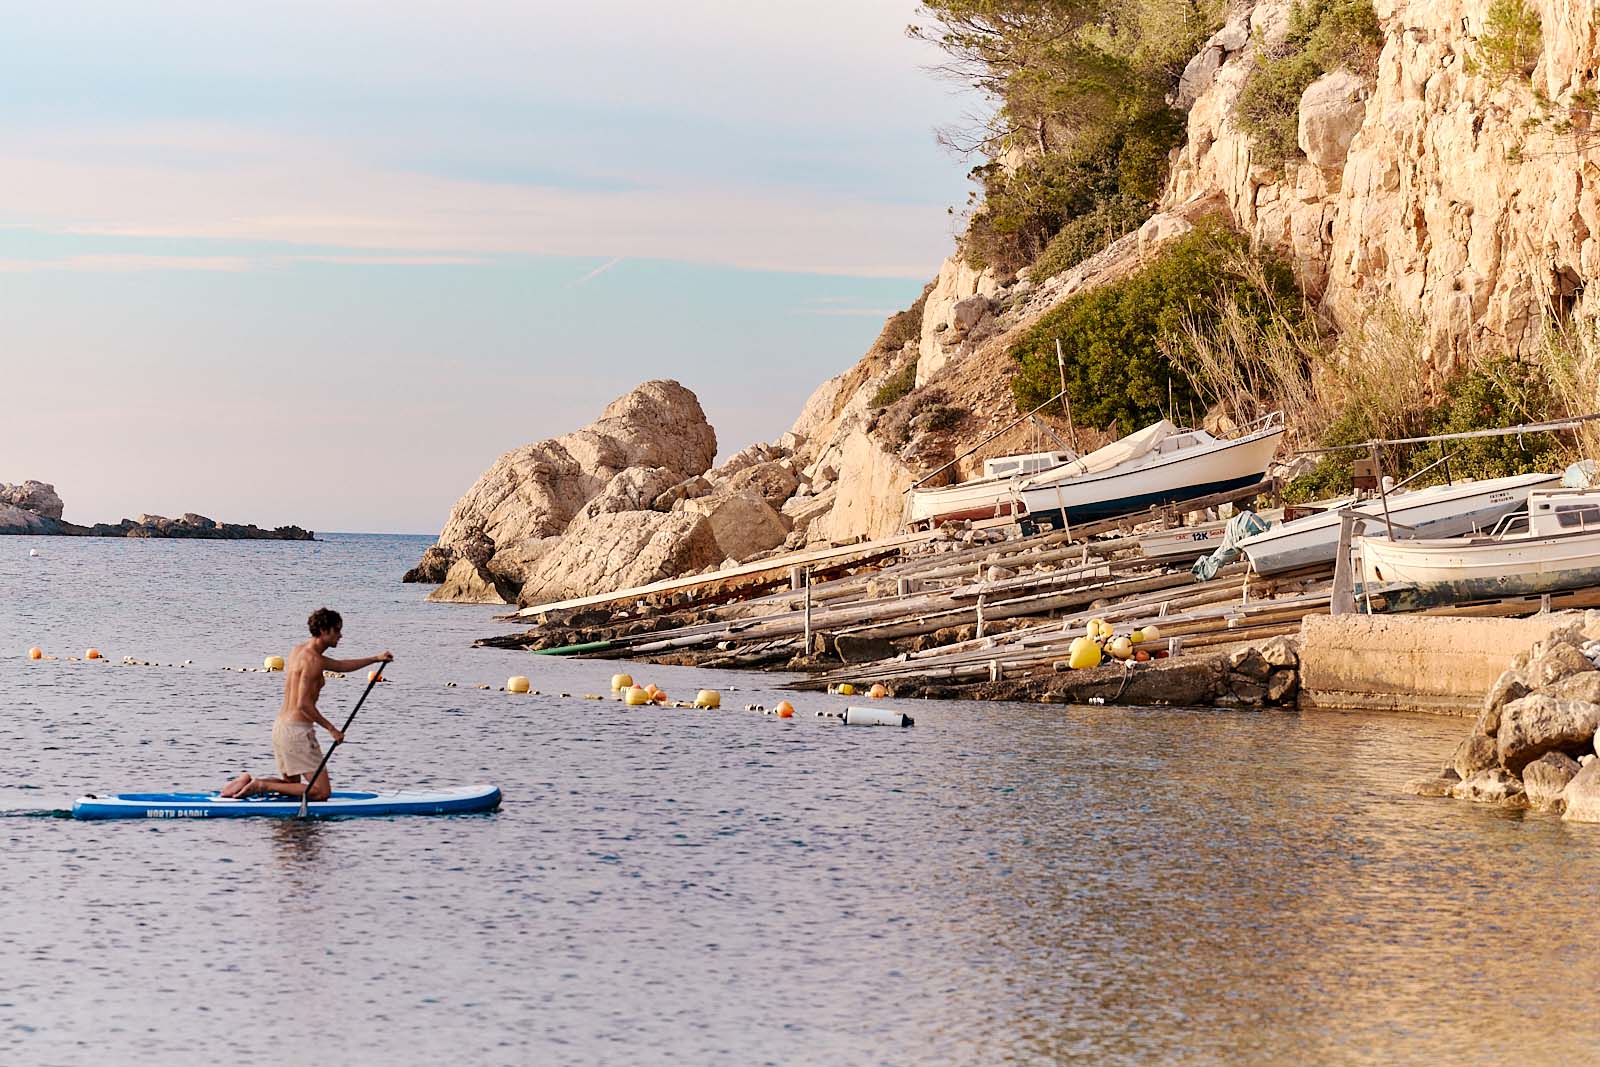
[[0, 0, 978, 533]]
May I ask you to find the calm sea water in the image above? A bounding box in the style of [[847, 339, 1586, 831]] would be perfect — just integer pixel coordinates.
[[3, 533, 1599, 1066]]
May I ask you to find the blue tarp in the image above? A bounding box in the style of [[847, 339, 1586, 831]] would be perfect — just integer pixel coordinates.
[[1191, 509, 1272, 582]]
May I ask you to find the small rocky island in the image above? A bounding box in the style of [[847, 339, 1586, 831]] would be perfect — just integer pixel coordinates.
[[0, 481, 313, 540]]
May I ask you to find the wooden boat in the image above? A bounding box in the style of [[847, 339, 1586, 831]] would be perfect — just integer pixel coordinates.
[[1236, 471, 1560, 576], [1015, 413, 1285, 529], [1358, 487, 1600, 603], [904, 450, 1077, 527]]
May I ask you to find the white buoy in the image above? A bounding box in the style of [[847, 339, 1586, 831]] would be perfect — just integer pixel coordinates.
[[28, 549, 39, 557], [843, 706, 914, 728]]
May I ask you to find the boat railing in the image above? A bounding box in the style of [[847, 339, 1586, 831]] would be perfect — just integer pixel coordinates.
[[1237, 410, 1285, 437], [1488, 511, 1531, 539]]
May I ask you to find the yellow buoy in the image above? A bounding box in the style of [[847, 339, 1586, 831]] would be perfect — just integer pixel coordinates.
[[694, 689, 721, 709], [837, 683, 855, 696], [27, 647, 42, 660], [264, 655, 285, 672], [1129, 629, 1145, 644], [1141, 624, 1162, 642], [869, 683, 887, 699], [507, 676, 530, 694], [775, 700, 795, 718], [624, 685, 651, 706], [1068, 636, 1103, 670], [1107, 636, 1134, 661], [85, 648, 102, 660], [611, 673, 633, 692]]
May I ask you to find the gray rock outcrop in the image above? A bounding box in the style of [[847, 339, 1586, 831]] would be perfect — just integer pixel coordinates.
[[515, 511, 723, 607], [0, 481, 63, 520], [1496, 695, 1600, 774]]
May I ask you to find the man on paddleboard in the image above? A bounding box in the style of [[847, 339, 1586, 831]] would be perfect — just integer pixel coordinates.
[[220, 608, 391, 801]]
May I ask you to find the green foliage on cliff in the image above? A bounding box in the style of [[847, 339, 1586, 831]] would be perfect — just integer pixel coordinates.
[[1235, 0, 1382, 168], [1469, 0, 1542, 83], [917, 0, 1221, 275], [871, 360, 919, 409], [1009, 221, 1303, 429]]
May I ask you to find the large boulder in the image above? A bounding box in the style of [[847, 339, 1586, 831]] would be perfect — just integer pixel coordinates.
[[1523, 751, 1582, 812], [579, 466, 680, 519], [1529, 641, 1595, 688], [409, 380, 717, 584], [0, 480, 64, 520], [516, 511, 723, 607], [1496, 695, 1600, 773], [722, 461, 801, 509], [1451, 733, 1499, 780], [1298, 70, 1369, 171], [1562, 761, 1600, 822], [426, 559, 513, 606], [1474, 668, 1532, 736], [0, 503, 60, 534], [1450, 768, 1526, 806], [684, 491, 789, 562]]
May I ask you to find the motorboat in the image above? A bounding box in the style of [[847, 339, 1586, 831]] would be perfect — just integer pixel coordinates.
[[1237, 471, 1561, 575], [904, 449, 1077, 527], [1014, 413, 1285, 529], [1358, 486, 1600, 603]]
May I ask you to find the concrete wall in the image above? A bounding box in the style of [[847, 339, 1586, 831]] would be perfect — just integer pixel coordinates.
[[1298, 614, 1588, 716]]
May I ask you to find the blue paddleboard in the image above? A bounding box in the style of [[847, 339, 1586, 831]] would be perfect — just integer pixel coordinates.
[[71, 784, 502, 820]]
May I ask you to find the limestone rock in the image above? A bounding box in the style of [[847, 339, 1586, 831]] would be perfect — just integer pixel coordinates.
[[516, 510, 723, 607], [1523, 751, 1582, 812], [1265, 667, 1298, 704], [0, 503, 60, 534], [1561, 762, 1600, 823], [949, 295, 993, 338], [1542, 670, 1600, 706], [1405, 775, 1458, 798], [426, 559, 513, 606], [1228, 646, 1272, 681], [0, 480, 63, 520], [1137, 213, 1193, 256], [723, 461, 801, 509], [1475, 669, 1532, 736], [1496, 695, 1600, 773], [1260, 636, 1300, 670], [1531, 641, 1595, 688], [684, 491, 790, 562], [411, 380, 716, 584], [1450, 768, 1526, 806], [807, 426, 914, 544], [1297, 70, 1368, 171], [653, 475, 711, 512], [580, 466, 680, 519], [1451, 733, 1499, 780]]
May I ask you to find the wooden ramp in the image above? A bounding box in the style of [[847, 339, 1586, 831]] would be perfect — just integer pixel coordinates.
[[515, 531, 944, 618]]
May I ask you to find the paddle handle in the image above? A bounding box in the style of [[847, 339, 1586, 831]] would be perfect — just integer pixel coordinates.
[[298, 658, 390, 817]]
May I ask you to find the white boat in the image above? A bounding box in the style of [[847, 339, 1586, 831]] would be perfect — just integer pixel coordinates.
[[904, 450, 1077, 527], [1015, 414, 1285, 529], [1138, 519, 1231, 560], [1359, 487, 1600, 603], [1238, 471, 1561, 575]]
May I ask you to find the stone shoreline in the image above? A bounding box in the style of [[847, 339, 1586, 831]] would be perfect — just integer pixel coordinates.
[[1, 481, 313, 540]]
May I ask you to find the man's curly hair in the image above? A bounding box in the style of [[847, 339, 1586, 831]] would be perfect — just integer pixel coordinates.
[[307, 607, 343, 637]]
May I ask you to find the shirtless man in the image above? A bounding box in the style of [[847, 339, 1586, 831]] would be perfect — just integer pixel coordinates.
[[219, 608, 392, 801]]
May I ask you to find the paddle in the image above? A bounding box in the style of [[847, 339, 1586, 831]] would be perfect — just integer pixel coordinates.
[[298, 658, 391, 818]]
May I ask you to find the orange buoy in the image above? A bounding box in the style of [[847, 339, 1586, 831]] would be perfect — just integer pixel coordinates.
[[775, 700, 795, 718], [652, 689, 669, 704], [1134, 649, 1150, 662], [85, 648, 102, 660], [869, 683, 887, 699], [27, 647, 42, 660], [368, 670, 387, 683]]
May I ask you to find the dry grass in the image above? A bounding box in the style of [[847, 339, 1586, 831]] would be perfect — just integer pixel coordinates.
[[1540, 314, 1600, 460]]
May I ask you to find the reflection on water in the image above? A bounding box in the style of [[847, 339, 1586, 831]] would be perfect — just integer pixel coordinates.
[[2, 535, 1599, 1065]]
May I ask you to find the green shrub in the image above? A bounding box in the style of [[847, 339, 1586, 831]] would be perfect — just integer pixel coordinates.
[[1236, 0, 1382, 168], [963, 108, 1184, 274], [1471, 0, 1542, 83], [1009, 220, 1304, 429], [871, 360, 919, 409], [919, 404, 967, 433], [1030, 193, 1151, 282]]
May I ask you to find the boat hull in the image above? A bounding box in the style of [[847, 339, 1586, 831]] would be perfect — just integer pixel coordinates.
[[1239, 473, 1560, 575], [71, 784, 503, 820], [1360, 531, 1600, 605], [1019, 426, 1283, 529]]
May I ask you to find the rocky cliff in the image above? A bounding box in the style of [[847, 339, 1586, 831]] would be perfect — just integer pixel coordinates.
[[418, 0, 1600, 603]]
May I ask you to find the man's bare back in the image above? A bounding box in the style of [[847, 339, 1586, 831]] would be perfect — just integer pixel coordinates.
[[220, 608, 391, 800]]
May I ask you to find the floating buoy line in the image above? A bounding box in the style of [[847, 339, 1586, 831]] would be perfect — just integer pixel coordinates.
[[20, 646, 915, 727]]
